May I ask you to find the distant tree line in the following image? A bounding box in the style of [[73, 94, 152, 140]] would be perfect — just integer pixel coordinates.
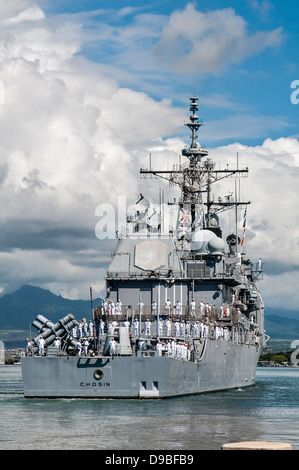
[[259, 351, 293, 365]]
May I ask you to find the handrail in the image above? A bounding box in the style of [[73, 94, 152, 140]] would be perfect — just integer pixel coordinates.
[[94, 303, 233, 323]]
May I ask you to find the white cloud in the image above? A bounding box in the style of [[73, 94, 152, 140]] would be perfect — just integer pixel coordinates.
[[0, 0, 33, 21], [154, 3, 283, 75], [6, 4, 45, 23], [0, 1, 182, 298], [248, 0, 276, 19], [210, 137, 299, 311], [59, 3, 284, 101]]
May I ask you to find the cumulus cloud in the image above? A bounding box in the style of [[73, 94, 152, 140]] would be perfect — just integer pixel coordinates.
[[62, 3, 284, 100], [248, 0, 276, 19], [210, 137, 299, 311], [154, 3, 283, 75], [0, 1, 182, 298], [0, 0, 33, 21]]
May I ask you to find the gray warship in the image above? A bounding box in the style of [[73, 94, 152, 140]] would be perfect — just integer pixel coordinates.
[[21, 97, 266, 398]]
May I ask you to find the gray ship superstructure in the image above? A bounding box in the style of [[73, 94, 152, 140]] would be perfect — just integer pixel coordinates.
[[21, 97, 266, 398]]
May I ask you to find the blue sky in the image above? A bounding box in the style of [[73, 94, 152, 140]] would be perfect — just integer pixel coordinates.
[[37, 0, 298, 147], [0, 0, 298, 313]]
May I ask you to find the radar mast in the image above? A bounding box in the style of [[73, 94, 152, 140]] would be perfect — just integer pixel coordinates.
[[140, 97, 250, 246]]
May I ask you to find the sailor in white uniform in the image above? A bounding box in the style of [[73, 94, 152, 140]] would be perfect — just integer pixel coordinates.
[[180, 320, 185, 337], [88, 320, 94, 337], [193, 321, 198, 338], [78, 322, 83, 339], [186, 321, 191, 337], [99, 319, 105, 335], [206, 303, 211, 317], [83, 338, 89, 356], [109, 338, 116, 356], [115, 300, 122, 315], [101, 300, 107, 316], [156, 341, 163, 356], [53, 337, 61, 353], [151, 300, 157, 316], [83, 320, 88, 337], [166, 318, 172, 336], [38, 336, 45, 356], [175, 300, 182, 315], [159, 318, 163, 336], [133, 319, 139, 336], [145, 319, 151, 336]]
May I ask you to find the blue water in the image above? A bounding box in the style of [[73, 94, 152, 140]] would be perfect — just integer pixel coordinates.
[[0, 365, 299, 450]]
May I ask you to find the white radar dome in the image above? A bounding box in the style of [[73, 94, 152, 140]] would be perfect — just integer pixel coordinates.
[[191, 229, 224, 254]]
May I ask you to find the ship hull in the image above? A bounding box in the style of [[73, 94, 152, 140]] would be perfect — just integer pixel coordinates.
[[21, 339, 261, 398]]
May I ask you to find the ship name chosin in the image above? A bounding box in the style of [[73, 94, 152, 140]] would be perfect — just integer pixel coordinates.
[[80, 382, 111, 387]]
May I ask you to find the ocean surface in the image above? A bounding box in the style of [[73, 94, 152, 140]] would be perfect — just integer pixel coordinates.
[[1, 365, 299, 451]]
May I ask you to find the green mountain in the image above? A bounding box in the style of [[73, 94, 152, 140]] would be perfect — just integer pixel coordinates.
[[264, 314, 299, 339], [0, 284, 102, 330]]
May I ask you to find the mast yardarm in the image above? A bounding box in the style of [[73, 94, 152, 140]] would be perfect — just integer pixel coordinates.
[[140, 97, 250, 234]]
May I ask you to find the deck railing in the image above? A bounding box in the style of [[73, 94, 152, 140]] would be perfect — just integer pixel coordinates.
[[94, 303, 233, 322]]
